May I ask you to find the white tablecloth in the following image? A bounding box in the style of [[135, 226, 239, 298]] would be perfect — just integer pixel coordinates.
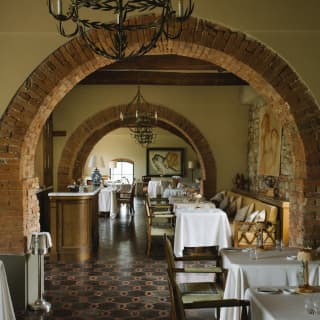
[[147, 181, 162, 198], [174, 208, 232, 257], [221, 248, 320, 320], [162, 188, 185, 198], [173, 201, 215, 211], [245, 287, 319, 320], [147, 180, 171, 197], [0, 261, 15, 320], [98, 187, 118, 218]]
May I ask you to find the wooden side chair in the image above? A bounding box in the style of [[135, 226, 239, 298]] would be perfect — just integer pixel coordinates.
[[145, 201, 174, 257], [168, 271, 250, 320], [165, 235, 248, 320], [146, 195, 170, 209], [164, 235, 226, 305], [117, 183, 136, 215]]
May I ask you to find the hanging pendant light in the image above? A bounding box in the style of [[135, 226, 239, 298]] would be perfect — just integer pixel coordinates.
[[120, 86, 157, 147], [47, 0, 194, 61]]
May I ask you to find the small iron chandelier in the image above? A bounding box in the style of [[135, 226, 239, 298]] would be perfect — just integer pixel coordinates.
[[120, 86, 157, 146], [47, 0, 194, 61]]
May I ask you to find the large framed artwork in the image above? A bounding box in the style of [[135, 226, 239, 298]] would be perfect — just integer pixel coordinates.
[[258, 107, 282, 176], [147, 148, 184, 177]]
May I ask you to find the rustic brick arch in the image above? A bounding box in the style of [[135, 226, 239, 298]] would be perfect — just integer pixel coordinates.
[[1, 16, 320, 253], [57, 103, 216, 196]]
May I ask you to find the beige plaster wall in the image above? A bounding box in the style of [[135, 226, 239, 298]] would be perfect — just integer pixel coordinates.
[[84, 128, 198, 184], [1, 1, 320, 112], [52, 85, 249, 191]]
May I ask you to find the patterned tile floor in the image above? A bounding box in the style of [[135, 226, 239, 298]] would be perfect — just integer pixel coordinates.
[[16, 198, 213, 320]]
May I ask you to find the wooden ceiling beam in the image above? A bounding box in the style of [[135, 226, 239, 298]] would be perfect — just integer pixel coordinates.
[[103, 54, 224, 71], [79, 55, 247, 86], [79, 70, 248, 86]]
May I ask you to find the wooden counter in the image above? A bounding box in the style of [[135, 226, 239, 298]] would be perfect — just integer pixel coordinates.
[[49, 188, 100, 262]]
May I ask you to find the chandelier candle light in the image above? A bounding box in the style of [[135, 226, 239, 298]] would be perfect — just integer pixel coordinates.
[[48, 0, 194, 61], [120, 86, 157, 146]]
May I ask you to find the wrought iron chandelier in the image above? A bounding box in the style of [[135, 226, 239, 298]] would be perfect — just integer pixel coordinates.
[[47, 0, 194, 61], [120, 86, 157, 146]]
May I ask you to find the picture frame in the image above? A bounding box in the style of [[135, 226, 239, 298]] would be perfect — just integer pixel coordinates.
[[146, 148, 184, 177]]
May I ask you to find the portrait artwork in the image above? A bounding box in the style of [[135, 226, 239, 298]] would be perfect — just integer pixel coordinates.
[[258, 107, 282, 176], [147, 148, 184, 177]]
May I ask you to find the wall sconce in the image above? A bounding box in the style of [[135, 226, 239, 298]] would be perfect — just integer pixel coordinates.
[[188, 160, 194, 182], [29, 232, 52, 312]]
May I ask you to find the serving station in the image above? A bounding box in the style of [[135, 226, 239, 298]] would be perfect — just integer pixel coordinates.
[[48, 187, 100, 262]]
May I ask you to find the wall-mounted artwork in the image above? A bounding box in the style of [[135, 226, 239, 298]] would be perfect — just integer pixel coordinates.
[[258, 107, 282, 176], [147, 148, 184, 177]]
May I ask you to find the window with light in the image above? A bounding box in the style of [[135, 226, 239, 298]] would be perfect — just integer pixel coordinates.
[[110, 160, 134, 184]]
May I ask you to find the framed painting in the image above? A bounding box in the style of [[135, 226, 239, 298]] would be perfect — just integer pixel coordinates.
[[146, 148, 184, 177]]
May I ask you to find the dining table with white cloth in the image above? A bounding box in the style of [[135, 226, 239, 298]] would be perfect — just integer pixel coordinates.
[[147, 180, 163, 198], [172, 200, 216, 212], [174, 207, 232, 257], [0, 260, 16, 320], [245, 287, 320, 320], [147, 179, 171, 198], [162, 187, 185, 198], [98, 186, 119, 218], [220, 248, 320, 320]]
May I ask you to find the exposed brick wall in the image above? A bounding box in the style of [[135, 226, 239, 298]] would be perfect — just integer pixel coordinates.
[[57, 103, 217, 199], [247, 102, 305, 245], [0, 16, 319, 253]]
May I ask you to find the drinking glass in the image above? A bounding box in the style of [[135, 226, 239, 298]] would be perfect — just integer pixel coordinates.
[[313, 294, 320, 315], [304, 296, 314, 315], [249, 248, 258, 260], [275, 239, 283, 251]]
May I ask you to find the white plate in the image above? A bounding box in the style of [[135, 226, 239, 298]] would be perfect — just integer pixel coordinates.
[[223, 248, 242, 252], [286, 255, 297, 260], [257, 287, 282, 294], [283, 288, 296, 294]]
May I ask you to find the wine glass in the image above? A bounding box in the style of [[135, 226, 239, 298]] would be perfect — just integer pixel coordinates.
[[304, 296, 315, 315], [313, 294, 320, 315]]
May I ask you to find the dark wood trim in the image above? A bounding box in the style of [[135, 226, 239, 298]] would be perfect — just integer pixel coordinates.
[[79, 54, 247, 86], [105, 54, 224, 71], [80, 70, 247, 86], [53, 130, 67, 137], [43, 115, 53, 187]]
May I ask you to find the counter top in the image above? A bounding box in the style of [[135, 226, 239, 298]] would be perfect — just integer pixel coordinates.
[[49, 187, 100, 197]]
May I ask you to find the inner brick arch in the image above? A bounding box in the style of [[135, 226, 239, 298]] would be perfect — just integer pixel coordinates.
[[57, 103, 216, 197], [0, 16, 320, 253]]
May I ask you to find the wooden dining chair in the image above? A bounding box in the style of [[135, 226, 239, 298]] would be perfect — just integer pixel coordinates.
[[165, 234, 225, 275], [165, 234, 245, 320], [117, 183, 135, 215], [168, 270, 250, 320], [145, 201, 175, 257]]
